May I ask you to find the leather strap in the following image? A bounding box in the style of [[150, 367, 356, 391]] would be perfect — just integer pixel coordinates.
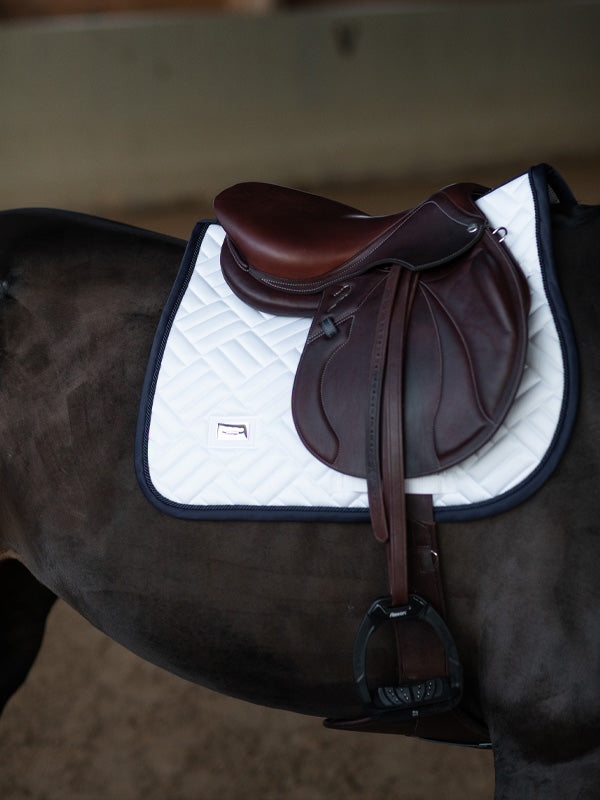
[[366, 268, 418, 595], [383, 271, 420, 608], [401, 496, 447, 681], [363, 266, 464, 733], [365, 268, 450, 689], [407, 494, 446, 617], [324, 706, 491, 747]]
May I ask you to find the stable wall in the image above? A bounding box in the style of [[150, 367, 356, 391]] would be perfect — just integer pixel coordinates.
[[1, 3, 599, 210]]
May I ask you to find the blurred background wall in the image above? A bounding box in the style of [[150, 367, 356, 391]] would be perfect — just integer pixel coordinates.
[[1, 1, 599, 212]]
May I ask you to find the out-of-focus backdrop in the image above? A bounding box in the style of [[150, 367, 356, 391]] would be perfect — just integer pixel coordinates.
[[1, 0, 599, 212], [0, 2, 599, 799]]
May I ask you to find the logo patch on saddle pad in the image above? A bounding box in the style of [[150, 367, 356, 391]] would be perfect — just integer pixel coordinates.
[[211, 418, 255, 446], [135, 166, 578, 523]]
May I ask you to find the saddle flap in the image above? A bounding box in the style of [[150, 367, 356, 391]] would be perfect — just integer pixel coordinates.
[[292, 228, 530, 479]]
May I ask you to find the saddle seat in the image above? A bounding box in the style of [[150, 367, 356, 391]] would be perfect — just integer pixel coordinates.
[[214, 181, 489, 314], [214, 181, 391, 279]]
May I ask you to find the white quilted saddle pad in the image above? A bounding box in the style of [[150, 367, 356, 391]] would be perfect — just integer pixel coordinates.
[[136, 167, 578, 522]]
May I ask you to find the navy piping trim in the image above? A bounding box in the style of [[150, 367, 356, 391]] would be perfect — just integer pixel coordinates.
[[134, 221, 211, 511]]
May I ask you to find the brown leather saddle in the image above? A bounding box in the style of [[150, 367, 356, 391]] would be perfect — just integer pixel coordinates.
[[214, 181, 530, 743]]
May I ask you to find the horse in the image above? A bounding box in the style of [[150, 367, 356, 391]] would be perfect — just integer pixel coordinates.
[[0, 168, 598, 799]]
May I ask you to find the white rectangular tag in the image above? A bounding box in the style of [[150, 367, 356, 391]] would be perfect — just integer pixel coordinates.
[[208, 417, 257, 448]]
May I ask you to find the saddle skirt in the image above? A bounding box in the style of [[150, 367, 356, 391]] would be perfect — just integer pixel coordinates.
[[135, 166, 578, 523]]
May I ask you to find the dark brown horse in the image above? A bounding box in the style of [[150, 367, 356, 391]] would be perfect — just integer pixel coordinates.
[[0, 177, 599, 798]]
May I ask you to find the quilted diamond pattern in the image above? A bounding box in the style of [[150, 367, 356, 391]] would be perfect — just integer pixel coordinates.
[[148, 225, 367, 508]]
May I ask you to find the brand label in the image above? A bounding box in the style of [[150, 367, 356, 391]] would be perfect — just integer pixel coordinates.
[[209, 417, 256, 448]]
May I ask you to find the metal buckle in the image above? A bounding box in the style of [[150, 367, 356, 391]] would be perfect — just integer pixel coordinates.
[[353, 594, 463, 720], [492, 226, 508, 243]]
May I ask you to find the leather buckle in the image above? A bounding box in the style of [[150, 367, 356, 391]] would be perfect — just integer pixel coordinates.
[[353, 594, 463, 719]]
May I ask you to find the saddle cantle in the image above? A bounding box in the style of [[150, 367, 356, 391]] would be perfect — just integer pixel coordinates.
[[213, 179, 530, 739]]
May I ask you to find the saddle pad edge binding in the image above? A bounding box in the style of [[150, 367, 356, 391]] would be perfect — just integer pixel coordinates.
[[433, 164, 579, 522], [135, 220, 213, 513]]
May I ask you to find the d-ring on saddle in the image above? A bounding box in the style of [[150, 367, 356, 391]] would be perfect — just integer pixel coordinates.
[[214, 181, 530, 740]]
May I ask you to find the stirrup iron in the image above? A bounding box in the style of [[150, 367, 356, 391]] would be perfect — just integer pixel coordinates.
[[353, 594, 463, 720]]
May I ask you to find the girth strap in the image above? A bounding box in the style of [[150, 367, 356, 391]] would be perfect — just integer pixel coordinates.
[[324, 705, 491, 748]]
